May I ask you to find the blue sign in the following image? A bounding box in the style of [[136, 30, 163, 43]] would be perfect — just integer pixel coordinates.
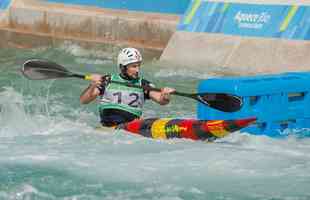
[[47, 0, 190, 14], [0, 0, 10, 10], [178, 0, 310, 40]]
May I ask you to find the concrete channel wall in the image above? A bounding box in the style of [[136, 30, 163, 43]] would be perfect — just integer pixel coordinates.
[[0, 0, 180, 59], [161, 0, 310, 74], [1, 0, 310, 74]]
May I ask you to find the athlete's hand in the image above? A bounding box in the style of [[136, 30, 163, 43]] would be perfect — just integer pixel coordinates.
[[160, 87, 176, 101], [89, 74, 103, 87], [161, 87, 176, 94]]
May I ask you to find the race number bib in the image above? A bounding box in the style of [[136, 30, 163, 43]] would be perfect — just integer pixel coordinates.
[[101, 90, 144, 108]]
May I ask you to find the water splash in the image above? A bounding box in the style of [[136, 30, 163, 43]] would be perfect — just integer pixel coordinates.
[[0, 87, 37, 137], [1, 47, 310, 200], [0, 86, 96, 137], [154, 68, 217, 79]]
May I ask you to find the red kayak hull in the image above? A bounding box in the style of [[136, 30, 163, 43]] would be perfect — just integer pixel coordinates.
[[117, 117, 256, 141]]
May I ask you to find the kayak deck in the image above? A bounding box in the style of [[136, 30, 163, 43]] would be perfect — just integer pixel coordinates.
[[98, 117, 256, 141]]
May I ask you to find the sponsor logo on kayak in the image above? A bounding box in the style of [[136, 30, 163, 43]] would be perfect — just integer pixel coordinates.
[[165, 125, 187, 134], [234, 11, 271, 29]]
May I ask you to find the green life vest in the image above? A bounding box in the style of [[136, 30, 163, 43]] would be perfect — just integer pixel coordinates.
[[98, 74, 144, 117]]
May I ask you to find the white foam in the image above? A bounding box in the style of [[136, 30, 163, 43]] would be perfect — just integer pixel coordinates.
[[154, 68, 217, 79], [58, 41, 115, 60], [75, 57, 113, 66]]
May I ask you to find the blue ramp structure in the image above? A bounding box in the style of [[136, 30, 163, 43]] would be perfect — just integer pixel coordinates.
[[198, 72, 310, 138]]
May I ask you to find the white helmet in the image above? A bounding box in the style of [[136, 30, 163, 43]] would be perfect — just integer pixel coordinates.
[[117, 48, 142, 67]]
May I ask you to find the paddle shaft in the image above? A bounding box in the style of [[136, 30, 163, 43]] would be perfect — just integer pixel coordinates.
[[22, 59, 243, 112], [71, 73, 190, 97]]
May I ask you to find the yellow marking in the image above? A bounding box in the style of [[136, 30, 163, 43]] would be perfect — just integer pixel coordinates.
[[184, 0, 202, 25], [280, 5, 298, 32], [206, 120, 225, 126], [151, 119, 170, 139], [207, 120, 230, 138], [222, 3, 230, 13], [84, 75, 92, 80]]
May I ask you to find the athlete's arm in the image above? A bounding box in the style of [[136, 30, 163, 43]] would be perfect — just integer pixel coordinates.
[[142, 79, 175, 105], [80, 74, 102, 104]]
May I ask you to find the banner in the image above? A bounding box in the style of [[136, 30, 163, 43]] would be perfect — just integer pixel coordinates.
[[178, 0, 310, 40], [47, 0, 190, 14], [0, 0, 10, 10]]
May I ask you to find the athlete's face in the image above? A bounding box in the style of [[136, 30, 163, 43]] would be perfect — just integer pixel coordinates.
[[126, 62, 141, 79]]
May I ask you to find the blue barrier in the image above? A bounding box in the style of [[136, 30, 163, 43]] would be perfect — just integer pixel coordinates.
[[46, 0, 190, 14], [197, 72, 310, 137]]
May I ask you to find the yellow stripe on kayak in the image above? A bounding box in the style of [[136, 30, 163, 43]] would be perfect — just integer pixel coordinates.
[[206, 120, 230, 138], [151, 119, 170, 139]]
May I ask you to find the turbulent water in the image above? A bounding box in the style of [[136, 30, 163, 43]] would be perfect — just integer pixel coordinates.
[[0, 46, 310, 200]]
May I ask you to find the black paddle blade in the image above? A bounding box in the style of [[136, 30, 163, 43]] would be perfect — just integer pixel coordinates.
[[22, 59, 72, 80], [197, 93, 242, 112]]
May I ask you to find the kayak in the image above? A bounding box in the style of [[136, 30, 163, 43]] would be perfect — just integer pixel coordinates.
[[97, 117, 256, 141]]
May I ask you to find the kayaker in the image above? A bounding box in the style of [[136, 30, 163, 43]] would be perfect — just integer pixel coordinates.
[[80, 47, 176, 127]]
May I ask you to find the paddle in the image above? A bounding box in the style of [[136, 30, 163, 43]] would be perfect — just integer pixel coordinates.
[[21, 59, 243, 112]]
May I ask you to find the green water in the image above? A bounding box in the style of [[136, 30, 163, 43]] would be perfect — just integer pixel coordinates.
[[1, 47, 310, 200]]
